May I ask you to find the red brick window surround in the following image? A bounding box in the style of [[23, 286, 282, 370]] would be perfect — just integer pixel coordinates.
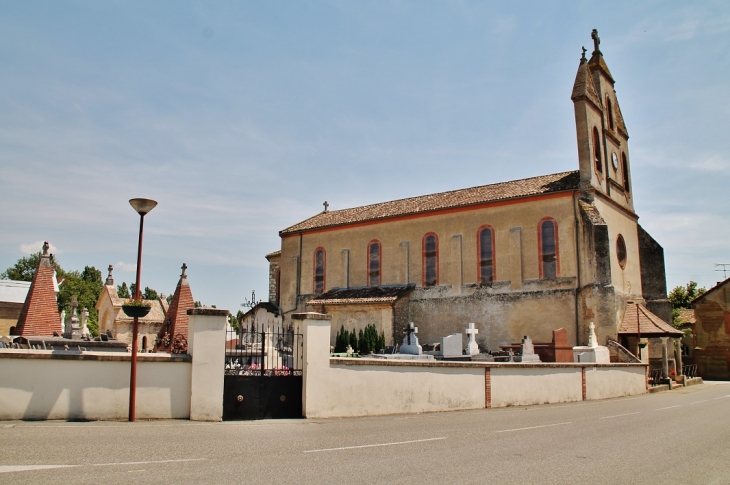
[[621, 152, 630, 192], [477, 225, 495, 284], [592, 127, 602, 174], [367, 240, 381, 287], [313, 247, 326, 294], [422, 233, 439, 287], [538, 218, 560, 279]]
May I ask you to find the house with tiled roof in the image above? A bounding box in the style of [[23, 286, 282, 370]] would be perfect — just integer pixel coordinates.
[[691, 277, 730, 380], [267, 31, 678, 365]]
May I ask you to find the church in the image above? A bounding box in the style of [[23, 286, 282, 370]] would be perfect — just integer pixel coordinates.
[[266, 31, 675, 358]]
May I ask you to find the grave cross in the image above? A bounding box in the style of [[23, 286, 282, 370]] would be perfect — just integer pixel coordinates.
[[465, 322, 479, 355], [323, 201, 329, 213], [404, 322, 418, 346], [181, 263, 187, 276]]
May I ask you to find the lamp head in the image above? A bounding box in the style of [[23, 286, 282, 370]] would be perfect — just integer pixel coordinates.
[[129, 198, 158, 215]]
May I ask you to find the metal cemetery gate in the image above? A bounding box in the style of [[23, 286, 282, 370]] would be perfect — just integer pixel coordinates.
[[223, 323, 303, 420]]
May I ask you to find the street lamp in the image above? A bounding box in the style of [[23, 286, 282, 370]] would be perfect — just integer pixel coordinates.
[[128, 197, 157, 422]]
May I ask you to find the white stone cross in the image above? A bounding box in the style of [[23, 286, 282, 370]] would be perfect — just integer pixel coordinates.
[[404, 322, 418, 345], [465, 323, 479, 356], [588, 322, 597, 348]]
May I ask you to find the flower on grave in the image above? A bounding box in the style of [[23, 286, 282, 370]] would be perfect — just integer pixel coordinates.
[[273, 366, 291, 376], [155, 332, 172, 348], [123, 298, 152, 308], [171, 333, 188, 354]]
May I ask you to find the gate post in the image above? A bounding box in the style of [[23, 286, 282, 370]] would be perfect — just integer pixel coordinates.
[[188, 308, 228, 421], [294, 312, 332, 418]]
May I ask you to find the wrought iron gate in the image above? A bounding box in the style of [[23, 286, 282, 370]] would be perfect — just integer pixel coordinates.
[[223, 323, 303, 420]]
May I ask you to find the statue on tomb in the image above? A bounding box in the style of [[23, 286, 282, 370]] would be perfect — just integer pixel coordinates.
[[465, 323, 479, 356]]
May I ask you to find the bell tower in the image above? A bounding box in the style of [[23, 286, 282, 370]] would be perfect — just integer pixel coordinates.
[[571, 30, 634, 213]]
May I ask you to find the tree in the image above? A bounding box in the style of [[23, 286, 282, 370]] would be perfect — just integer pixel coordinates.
[[227, 310, 243, 331], [1, 253, 57, 281], [668, 280, 706, 329], [56, 266, 104, 337], [117, 282, 131, 299], [127, 283, 160, 301]]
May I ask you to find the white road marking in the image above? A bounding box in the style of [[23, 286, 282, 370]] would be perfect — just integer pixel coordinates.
[[600, 412, 641, 420], [689, 400, 708, 405], [712, 395, 730, 400], [656, 405, 681, 411], [0, 465, 75, 474], [304, 437, 446, 453], [0, 459, 203, 474], [496, 422, 572, 433]]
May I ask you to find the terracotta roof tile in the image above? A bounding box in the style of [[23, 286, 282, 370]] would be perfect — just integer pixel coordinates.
[[571, 59, 602, 108], [156, 264, 194, 349], [619, 302, 682, 337], [14, 251, 62, 337], [281, 171, 580, 235], [676, 308, 695, 325], [308, 285, 414, 305]]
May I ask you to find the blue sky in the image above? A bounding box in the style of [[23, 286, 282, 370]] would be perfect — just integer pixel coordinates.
[[1, 1, 729, 312]]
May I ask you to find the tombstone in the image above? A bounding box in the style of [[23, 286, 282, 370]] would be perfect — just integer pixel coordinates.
[[64, 297, 81, 339], [519, 335, 541, 362], [572, 322, 610, 363], [399, 322, 422, 355], [440, 333, 463, 358], [80, 308, 91, 338], [465, 323, 479, 356]]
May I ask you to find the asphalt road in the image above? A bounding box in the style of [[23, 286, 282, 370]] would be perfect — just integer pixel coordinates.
[[1, 382, 729, 485]]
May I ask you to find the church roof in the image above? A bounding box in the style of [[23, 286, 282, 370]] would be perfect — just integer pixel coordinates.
[[281, 171, 580, 235], [619, 302, 682, 337], [676, 308, 695, 326], [265, 250, 281, 260], [308, 284, 415, 305], [14, 244, 63, 337]]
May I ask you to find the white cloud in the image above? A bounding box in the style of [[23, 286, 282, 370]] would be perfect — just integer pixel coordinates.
[[20, 241, 61, 255], [114, 261, 137, 272]]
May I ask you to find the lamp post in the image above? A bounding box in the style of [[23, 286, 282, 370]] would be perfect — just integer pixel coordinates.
[[128, 198, 157, 422]]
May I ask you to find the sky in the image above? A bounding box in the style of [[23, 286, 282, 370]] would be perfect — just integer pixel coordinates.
[[1, 1, 729, 312]]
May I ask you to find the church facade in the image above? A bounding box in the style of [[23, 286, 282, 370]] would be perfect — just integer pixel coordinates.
[[268, 31, 671, 354]]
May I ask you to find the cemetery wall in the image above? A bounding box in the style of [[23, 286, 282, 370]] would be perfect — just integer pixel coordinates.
[[0, 351, 191, 420], [488, 366, 583, 407], [583, 365, 647, 400], [0, 309, 229, 422], [327, 362, 485, 417]]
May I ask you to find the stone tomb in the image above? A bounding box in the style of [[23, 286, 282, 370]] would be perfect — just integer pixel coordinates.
[[517, 335, 541, 363], [573, 322, 610, 363], [440, 333, 463, 358]]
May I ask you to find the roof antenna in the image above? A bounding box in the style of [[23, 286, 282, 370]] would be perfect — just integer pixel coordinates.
[[715, 263, 730, 280]]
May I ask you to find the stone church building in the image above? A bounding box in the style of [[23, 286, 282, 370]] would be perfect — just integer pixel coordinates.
[[267, 31, 672, 354]]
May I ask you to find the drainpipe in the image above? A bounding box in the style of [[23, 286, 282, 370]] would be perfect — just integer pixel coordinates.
[[572, 191, 582, 346]]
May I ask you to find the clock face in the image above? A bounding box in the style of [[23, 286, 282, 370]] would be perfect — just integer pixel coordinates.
[[611, 152, 619, 170]]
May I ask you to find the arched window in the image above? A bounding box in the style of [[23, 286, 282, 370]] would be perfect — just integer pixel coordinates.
[[616, 234, 627, 269], [422, 233, 439, 287], [477, 226, 495, 284], [607, 97, 614, 131], [592, 127, 602, 174], [621, 152, 630, 192], [539, 218, 559, 279], [313, 247, 326, 294], [367, 240, 381, 286], [142, 336, 148, 351]]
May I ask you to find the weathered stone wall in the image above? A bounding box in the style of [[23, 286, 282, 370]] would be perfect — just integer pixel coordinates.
[[0, 301, 23, 335], [638, 225, 671, 324], [402, 282, 577, 351], [267, 254, 281, 305]]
